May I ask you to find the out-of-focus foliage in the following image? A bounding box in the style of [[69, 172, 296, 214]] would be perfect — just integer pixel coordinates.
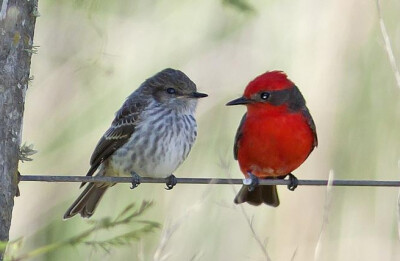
[[222, 0, 255, 13], [19, 143, 37, 163], [4, 201, 158, 260]]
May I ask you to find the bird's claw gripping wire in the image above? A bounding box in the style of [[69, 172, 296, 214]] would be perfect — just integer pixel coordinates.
[[165, 174, 177, 190], [130, 172, 141, 189], [244, 172, 259, 192], [287, 173, 298, 191]]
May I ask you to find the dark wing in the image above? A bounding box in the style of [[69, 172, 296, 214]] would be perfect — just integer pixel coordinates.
[[233, 113, 247, 160], [82, 99, 147, 186], [289, 85, 317, 148], [301, 107, 318, 148]]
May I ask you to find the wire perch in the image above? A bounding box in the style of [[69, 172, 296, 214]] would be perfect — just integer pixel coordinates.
[[18, 175, 400, 187]]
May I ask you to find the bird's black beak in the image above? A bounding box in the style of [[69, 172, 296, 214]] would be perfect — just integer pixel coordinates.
[[191, 92, 208, 98], [226, 97, 251, 106]]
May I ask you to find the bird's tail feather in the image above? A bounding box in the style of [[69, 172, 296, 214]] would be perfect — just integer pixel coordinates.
[[234, 185, 280, 207], [63, 183, 109, 219]]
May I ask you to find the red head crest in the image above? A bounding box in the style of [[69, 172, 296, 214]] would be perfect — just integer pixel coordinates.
[[243, 71, 294, 98]]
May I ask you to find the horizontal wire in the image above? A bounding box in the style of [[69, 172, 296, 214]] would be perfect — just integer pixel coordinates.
[[19, 175, 400, 187]]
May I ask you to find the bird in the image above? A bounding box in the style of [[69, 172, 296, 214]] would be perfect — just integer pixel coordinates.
[[226, 71, 317, 207], [64, 68, 208, 219]]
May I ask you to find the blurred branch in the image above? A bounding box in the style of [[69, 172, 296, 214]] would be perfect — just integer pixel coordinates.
[[314, 170, 335, 261], [153, 181, 213, 261], [4, 201, 159, 261], [290, 247, 298, 261], [18, 175, 400, 187], [220, 158, 272, 261], [397, 191, 400, 242], [238, 205, 271, 261], [376, 0, 400, 89], [378, 0, 400, 241]]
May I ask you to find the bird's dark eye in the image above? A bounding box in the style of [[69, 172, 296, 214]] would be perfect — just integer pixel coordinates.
[[166, 88, 176, 94], [260, 92, 270, 100]]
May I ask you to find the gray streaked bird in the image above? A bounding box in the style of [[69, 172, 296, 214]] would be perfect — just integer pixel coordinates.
[[64, 68, 207, 219]]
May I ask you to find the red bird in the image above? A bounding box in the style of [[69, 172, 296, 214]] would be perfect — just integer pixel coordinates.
[[226, 71, 317, 206]]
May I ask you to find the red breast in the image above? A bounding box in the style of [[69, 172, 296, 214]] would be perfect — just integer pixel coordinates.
[[237, 107, 315, 178]]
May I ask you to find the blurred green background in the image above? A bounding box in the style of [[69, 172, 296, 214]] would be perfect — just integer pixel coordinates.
[[11, 0, 400, 260]]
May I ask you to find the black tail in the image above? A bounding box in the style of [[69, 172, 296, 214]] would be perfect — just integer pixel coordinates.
[[63, 183, 109, 219], [234, 185, 280, 207]]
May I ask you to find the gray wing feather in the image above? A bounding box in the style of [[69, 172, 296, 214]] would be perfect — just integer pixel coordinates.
[[301, 108, 318, 148], [82, 98, 147, 187], [233, 113, 247, 160]]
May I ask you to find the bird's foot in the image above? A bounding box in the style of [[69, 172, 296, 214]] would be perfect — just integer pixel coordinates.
[[287, 173, 298, 191], [165, 174, 177, 190], [244, 172, 259, 192], [130, 172, 141, 189]]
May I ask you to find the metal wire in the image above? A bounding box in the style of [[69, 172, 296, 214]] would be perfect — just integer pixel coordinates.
[[19, 175, 400, 187]]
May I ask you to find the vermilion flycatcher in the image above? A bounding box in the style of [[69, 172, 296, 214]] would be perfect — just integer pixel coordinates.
[[226, 71, 317, 207], [64, 68, 208, 219]]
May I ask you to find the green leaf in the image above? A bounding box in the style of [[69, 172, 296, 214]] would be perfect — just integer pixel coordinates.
[[222, 0, 254, 12]]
